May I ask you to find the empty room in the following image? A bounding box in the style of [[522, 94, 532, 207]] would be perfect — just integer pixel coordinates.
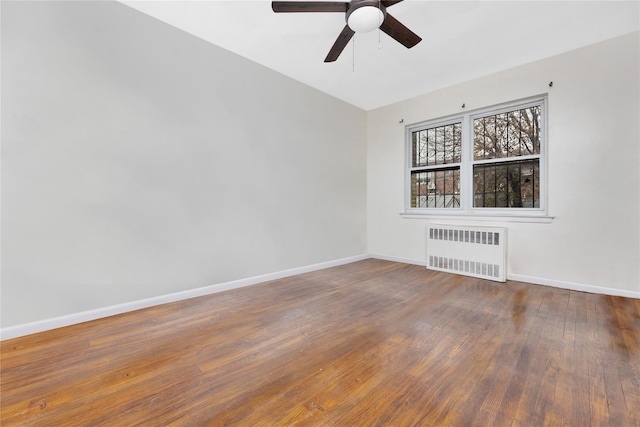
[[1, 0, 639, 425]]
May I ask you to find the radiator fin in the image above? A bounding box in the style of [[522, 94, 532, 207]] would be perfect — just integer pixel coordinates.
[[428, 256, 500, 279], [429, 227, 501, 246]]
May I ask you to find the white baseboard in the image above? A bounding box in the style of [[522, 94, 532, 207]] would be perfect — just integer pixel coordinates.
[[369, 254, 639, 298], [0, 254, 369, 341], [507, 273, 640, 299], [369, 254, 427, 266]]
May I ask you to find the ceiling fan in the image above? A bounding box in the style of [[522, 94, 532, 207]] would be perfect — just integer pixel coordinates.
[[272, 0, 422, 62]]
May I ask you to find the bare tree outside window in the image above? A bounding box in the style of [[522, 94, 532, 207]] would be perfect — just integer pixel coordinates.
[[473, 106, 541, 208]]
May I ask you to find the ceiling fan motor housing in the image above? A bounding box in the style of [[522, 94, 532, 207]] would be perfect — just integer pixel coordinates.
[[346, 0, 386, 33]]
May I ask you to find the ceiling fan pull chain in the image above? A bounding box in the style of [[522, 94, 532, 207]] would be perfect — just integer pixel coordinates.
[[378, 0, 382, 49], [352, 34, 356, 72]]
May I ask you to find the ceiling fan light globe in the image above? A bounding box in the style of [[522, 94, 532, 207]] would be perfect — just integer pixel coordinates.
[[347, 6, 383, 33]]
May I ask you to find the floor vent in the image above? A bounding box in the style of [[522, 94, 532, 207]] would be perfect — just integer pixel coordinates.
[[426, 225, 507, 282]]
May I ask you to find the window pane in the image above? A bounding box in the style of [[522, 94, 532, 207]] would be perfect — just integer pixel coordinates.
[[474, 106, 541, 160], [411, 168, 460, 208], [473, 159, 539, 208], [411, 122, 461, 167]]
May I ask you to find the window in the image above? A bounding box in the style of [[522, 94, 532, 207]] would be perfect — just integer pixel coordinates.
[[410, 120, 462, 208], [407, 97, 546, 217]]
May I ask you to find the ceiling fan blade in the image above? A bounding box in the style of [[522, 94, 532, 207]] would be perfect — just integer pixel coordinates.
[[324, 25, 355, 62], [379, 12, 422, 48], [272, 1, 348, 13], [381, 0, 404, 7]]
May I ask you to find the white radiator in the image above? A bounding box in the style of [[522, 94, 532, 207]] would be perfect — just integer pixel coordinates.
[[426, 225, 507, 282]]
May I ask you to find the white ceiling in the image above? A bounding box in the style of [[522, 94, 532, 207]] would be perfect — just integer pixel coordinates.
[[121, 1, 639, 110]]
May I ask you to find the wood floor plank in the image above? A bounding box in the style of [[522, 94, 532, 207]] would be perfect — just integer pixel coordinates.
[[1, 259, 638, 426]]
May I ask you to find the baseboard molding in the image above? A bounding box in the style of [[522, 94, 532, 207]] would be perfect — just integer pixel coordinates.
[[369, 254, 427, 267], [369, 253, 639, 298], [0, 254, 369, 341], [507, 273, 640, 299]]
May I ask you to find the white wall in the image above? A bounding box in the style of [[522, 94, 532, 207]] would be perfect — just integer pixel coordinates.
[[367, 32, 640, 295], [1, 1, 367, 327]]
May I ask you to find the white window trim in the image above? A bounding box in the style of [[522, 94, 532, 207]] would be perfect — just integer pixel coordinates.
[[403, 96, 551, 222]]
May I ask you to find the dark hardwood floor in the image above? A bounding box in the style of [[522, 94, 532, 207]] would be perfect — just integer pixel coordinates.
[[1, 259, 639, 426]]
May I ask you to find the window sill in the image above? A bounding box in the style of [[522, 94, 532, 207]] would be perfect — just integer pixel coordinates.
[[400, 211, 554, 224]]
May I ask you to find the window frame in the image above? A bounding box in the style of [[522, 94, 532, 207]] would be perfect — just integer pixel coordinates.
[[405, 96, 548, 219]]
